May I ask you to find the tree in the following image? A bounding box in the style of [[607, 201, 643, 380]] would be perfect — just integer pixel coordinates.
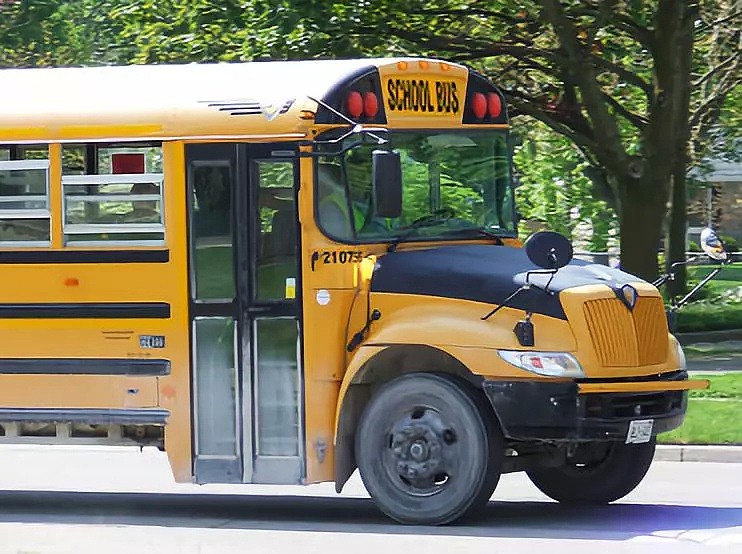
[[289, 0, 740, 281], [2, 0, 739, 283], [514, 121, 618, 253]]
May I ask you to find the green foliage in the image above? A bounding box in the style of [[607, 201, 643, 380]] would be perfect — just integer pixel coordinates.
[[0, 0, 738, 281], [514, 121, 617, 250], [676, 303, 742, 332]]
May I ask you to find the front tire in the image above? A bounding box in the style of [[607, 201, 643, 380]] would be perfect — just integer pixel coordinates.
[[355, 373, 503, 525], [527, 438, 656, 504]]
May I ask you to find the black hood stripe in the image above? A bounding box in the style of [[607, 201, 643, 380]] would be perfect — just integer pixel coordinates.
[[370, 245, 645, 320]]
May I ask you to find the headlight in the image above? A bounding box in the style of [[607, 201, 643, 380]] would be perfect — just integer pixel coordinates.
[[675, 341, 686, 370], [498, 350, 584, 378]]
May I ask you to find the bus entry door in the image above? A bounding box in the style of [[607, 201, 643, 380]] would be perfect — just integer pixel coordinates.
[[187, 143, 303, 484]]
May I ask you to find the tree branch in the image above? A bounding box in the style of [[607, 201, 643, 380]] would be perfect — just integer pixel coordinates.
[[696, 9, 742, 33], [570, 3, 655, 50], [539, 0, 629, 176], [406, 7, 529, 26], [693, 50, 741, 87], [601, 92, 649, 130], [590, 55, 652, 97], [505, 89, 597, 152]]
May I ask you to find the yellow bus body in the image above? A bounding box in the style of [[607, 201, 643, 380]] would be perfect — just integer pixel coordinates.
[[0, 59, 705, 506]]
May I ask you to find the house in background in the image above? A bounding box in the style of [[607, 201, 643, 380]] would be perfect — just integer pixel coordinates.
[[688, 156, 742, 249]]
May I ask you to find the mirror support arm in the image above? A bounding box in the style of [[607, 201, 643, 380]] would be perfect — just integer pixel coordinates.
[[672, 264, 725, 310]]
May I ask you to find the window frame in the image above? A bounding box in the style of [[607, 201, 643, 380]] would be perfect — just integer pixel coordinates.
[[312, 128, 518, 246], [0, 158, 52, 247], [61, 172, 166, 247]]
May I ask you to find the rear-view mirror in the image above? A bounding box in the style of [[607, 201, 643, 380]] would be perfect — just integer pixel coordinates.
[[524, 231, 574, 270], [700, 227, 728, 261], [372, 150, 402, 219]]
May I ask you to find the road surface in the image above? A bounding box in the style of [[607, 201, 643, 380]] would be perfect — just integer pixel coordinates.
[[0, 445, 740, 553]]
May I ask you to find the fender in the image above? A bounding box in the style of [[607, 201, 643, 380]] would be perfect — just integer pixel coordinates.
[[332, 293, 576, 491]]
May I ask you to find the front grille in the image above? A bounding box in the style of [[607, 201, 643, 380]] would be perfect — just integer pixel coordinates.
[[583, 390, 684, 419], [583, 296, 668, 367]]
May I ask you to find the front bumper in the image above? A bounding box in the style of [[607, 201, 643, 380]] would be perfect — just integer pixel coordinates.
[[482, 371, 705, 442]]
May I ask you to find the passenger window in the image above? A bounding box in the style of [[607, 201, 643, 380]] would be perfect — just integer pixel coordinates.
[[0, 144, 51, 246], [61, 144, 164, 245]]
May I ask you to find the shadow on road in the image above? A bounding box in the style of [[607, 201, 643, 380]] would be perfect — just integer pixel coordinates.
[[0, 490, 739, 539]]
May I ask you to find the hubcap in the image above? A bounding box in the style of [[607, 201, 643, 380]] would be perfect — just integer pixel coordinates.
[[386, 408, 459, 495]]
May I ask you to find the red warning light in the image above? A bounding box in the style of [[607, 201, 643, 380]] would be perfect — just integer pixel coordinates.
[[487, 93, 502, 118], [363, 92, 379, 118], [471, 92, 487, 119], [346, 91, 363, 119]]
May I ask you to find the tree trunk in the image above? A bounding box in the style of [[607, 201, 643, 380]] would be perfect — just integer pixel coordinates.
[[667, 161, 688, 297], [618, 186, 667, 282]]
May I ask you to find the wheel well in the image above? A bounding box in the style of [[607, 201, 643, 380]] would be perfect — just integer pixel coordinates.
[[334, 344, 484, 492]]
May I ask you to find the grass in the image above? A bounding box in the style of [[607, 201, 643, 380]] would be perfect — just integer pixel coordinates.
[[658, 399, 742, 445], [658, 373, 742, 445], [674, 263, 741, 332]]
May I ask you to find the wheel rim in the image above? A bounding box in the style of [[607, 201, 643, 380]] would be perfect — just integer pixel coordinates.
[[382, 406, 462, 497]]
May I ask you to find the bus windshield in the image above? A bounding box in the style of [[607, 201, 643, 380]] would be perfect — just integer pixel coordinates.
[[316, 130, 516, 243]]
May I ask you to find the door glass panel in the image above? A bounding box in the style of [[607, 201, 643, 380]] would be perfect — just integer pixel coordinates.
[[255, 161, 297, 301], [195, 317, 238, 456], [191, 162, 235, 300], [255, 318, 299, 456]]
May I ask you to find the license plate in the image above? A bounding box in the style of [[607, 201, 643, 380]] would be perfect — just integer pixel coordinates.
[[626, 419, 654, 444]]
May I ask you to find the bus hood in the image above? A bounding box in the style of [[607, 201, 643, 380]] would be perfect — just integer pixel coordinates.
[[370, 244, 645, 320]]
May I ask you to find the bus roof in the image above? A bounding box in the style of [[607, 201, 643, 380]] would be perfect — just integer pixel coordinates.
[[0, 58, 470, 143]]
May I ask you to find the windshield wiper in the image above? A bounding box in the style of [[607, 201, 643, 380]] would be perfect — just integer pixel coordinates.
[[467, 227, 503, 242], [387, 211, 456, 252]]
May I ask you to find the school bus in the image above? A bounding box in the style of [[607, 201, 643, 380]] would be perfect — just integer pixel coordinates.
[[0, 58, 706, 525]]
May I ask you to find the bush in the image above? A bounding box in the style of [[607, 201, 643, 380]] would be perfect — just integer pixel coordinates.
[[676, 301, 742, 332]]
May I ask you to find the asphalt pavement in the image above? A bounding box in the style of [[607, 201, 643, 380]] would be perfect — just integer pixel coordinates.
[[685, 340, 741, 372], [0, 445, 740, 553]]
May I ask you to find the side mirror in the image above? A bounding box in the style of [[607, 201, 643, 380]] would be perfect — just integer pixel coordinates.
[[524, 231, 573, 270], [700, 227, 728, 261], [372, 150, 402, 218]]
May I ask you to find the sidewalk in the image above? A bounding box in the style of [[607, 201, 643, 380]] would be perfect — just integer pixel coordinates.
[[684, 339, 742, 372], [656, 444, 742, 463]]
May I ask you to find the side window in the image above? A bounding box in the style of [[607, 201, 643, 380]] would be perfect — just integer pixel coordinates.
[[316, 159, 354, 240], [0, 144, 51, 246], [61, 144, 164, 245], [191, 162, 234, 301], [255, 161, 296, 301]]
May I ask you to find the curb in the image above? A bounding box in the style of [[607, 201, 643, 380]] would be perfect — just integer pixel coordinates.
[[655, 444, 742, 463], [677, 329, 742, 344]]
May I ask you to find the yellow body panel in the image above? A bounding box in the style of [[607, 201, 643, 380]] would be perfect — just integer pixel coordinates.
[[0, 142, 192, 482], [0, 376, 158, 408]]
